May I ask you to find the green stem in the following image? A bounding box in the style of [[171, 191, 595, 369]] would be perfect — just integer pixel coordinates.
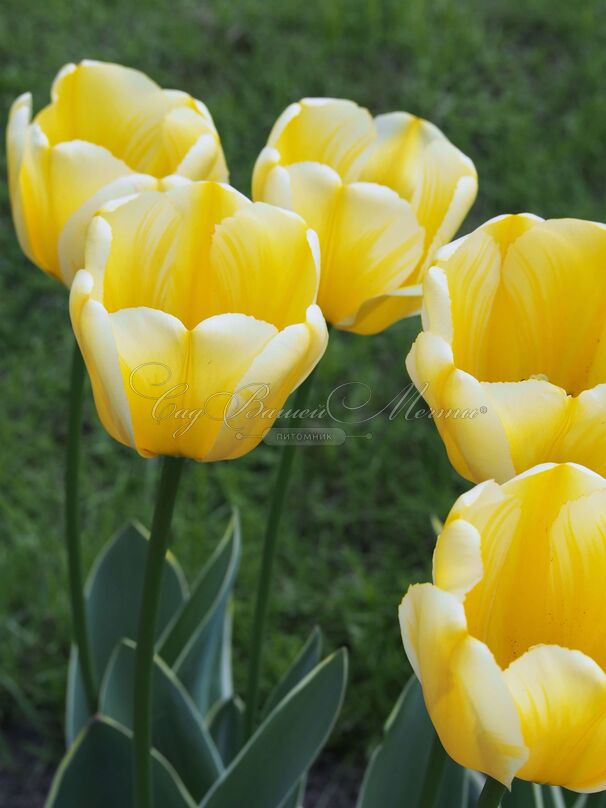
[[133, 456, 185, 808], [478, 776, 507, 808], [245, 369, 318, 737], [419, 732, 448, 808], [65, 339, 97, 712]]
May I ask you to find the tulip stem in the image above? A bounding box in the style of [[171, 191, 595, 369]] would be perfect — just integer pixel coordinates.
[[65, 339, 97, 713], [245, 368, 318, 737], [133, 456, 185, 808], [419, 732, 448, 807], [478, 776, 507, 808]]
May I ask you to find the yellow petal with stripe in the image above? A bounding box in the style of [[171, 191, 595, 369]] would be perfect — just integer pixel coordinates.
[[111, 308, 279, 459], [259, 97, 375, 180], [8, 61, 227, 284], [357, 112, 477, 272], [36, 60, 226, 180], [399, 583, 527, 785], [504, 646, 606, 790], [70, 180, 327, 462], [256, 160, 424, 331]]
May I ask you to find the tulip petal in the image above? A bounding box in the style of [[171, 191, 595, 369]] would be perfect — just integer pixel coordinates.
[[50, 141, 140, 231], [98, 183, 248, 325], [36, 60, 215, 178], [108, 307, 189, 457], [51, 141, 159, 284], [438, 368, 516, 483], [399, 584, 527, 786], [421, 266, 453, 340], [323, 180, 424, 327], [437, 229, 503, 373], [448, 479, 507, 525], [262, 98, 375, 180], [7, 92, 33, 261], [256, 161, 425, 330], [109, 308, 280, 459], [464, 464, 606, 669], [209, 202, 320, 330], [69, 271, 135, 448], [543, 488, 606, 670], [207, 304, 328, 461], [18, 125, 57, 276], [442, 217, 606, 392], [432, 518, 483, 600], [257, 160, 341, 245], [504, 645, 606, 791], [557, 385, 606, 476], [405, 332, 476, 481], [341, 285, 424, 335], [479, 380, 570, 475], [357, 113, 477, 268], [165, 107, 227, 181], [17, 132, 156, 282]]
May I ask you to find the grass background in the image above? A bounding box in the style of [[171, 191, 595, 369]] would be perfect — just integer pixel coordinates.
[[1, 0, 606, 801]]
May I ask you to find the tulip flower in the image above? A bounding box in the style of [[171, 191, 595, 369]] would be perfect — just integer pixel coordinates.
[[406, 213, 606, 483], [70, 180, 327, 462], [7, 60, 227, 286], [252, 98, 477, 334], [400, 461, 606, 791]]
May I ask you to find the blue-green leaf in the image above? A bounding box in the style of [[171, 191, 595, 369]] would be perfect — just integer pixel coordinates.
[[207, 696, 246, 767], [160, 513, 240, 716], [200, 649, 348, 808], [262, 627, 322, 719], [64, 646, 87, 749], [66, 521, 188, 744], [260, 627, 322, 807], [356, 676, 470, 808], [277, 778, 306, 808], [46, 717, 195, 807], [99, 640, 222, 802]]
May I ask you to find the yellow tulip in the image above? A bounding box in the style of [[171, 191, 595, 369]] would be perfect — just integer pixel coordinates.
[[400, 462, 606, 791], [252, 98, 477, 334], [406, 213, 606, 483], [7, 60, 227, 286], [69, 181, 327, 462]]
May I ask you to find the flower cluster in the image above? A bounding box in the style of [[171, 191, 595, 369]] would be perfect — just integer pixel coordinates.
[[9, 59, 606, 796]]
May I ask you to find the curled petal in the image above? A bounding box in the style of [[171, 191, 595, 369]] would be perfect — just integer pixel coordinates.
[[207, 304, 328, 461], [342, 285, 424, 336], [432, 518, 483, 600], [7, 92, 33, 262], [439, 369, 515, 483], [69, 270, 135, 447], [399, 584, 527, 785]]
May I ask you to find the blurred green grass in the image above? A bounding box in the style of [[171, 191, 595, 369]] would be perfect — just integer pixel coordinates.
[[1, 0, 606, 789]]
